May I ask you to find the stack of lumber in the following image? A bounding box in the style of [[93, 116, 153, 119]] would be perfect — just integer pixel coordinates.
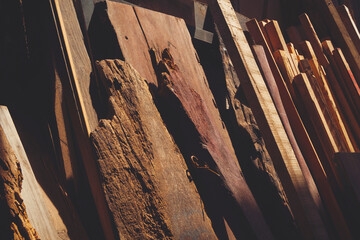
[[1, 0, 360, 239], [246, 4, 360, 239]]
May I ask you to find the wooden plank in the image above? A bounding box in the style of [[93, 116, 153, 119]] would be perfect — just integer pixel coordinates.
[[252, 45, 322, 212], [247, 18, 352, 239], [286, 26, 304, 50], [209, 2, 329, 239], [132, 5, 272, 239], [265, 20, 298, 74], [293, 74, 342, 185], [307, 58, 354, 152], [0, 124, 39, 240], [273, 49, 296, 97], [337, 4, 360, 70], [0, 106, 62, 239], [299, 41, 317, 60], [322, 40, 360, 150], [93, 59, 217, 239], [333, 48, 360, 113], [49, 0, 115, 239], [310, 0, 360, 81]]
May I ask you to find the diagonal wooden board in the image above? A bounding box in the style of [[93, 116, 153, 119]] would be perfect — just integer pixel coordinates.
[[49, 0, 115, 239], [0, 106, 63, 240], [208, 0, 329, 239]]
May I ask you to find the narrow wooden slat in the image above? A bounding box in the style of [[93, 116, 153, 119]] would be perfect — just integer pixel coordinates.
[[209, 2, 329, 238], [252, 45, 322, 212], [307, 58, 354, 152], [337, 5, 360, 68], [333, 48, 360, 113], [293, 74, 342, 185], [265, 20, 298, 74], [247, 18, 351, 239], [322, 40, 360, 150], [310, 0, 360, 81], [299, 40, 317, 60], [49, 0, 115, 239], [273, 49, 296, 97]]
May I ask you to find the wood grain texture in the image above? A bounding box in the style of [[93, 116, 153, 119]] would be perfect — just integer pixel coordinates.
[[92, 59, 216, 240], [49, 0, 115, 239], [322, 40, 360, 149], [0, 124, 39, 240], [252, 45, 322, 215], [0, 106, 65, 240], [245, 24, 350, 240], [309, 0, 360, 81], [209, 1, 329, 239]]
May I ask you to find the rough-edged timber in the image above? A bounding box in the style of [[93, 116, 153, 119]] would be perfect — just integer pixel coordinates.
[[247, 18, 351, 239], [92, 59, 216, 239], [208, 1, 330, 239], [0, 124, 39, 240]]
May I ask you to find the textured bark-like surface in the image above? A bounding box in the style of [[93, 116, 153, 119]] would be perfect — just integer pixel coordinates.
[[0, 125, 39, 240], [92, 59, 216, 240]]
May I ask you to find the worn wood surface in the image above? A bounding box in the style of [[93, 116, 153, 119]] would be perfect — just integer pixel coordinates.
[[0, 106, 66, 240], [209, 1, 329, 239], [49, 0, 115, 239], [92, 60, 216, 239], [0, 124, 39, 240], [89, 2, 274, 238]]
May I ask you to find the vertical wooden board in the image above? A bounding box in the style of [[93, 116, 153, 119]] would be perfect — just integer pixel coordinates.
[[0, 106, 64, 240], [209, 1, 329, 239], [247, 19, 351, 239], [52, 0, 98, 133], [299, 41, 317, 60], [105, 1, 158, 85]]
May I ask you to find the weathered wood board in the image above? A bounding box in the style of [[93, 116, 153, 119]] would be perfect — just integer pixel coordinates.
[[0, 124, 39, 240], [0, 106, 66, 240], [90, 2, 273, 238], [92, 59, 217, 239]]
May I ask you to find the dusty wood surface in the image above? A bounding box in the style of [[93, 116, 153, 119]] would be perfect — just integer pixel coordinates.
[[208, 1, 329, 239], [0, 125, 39, 240], [92, 59, 216, 239]]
